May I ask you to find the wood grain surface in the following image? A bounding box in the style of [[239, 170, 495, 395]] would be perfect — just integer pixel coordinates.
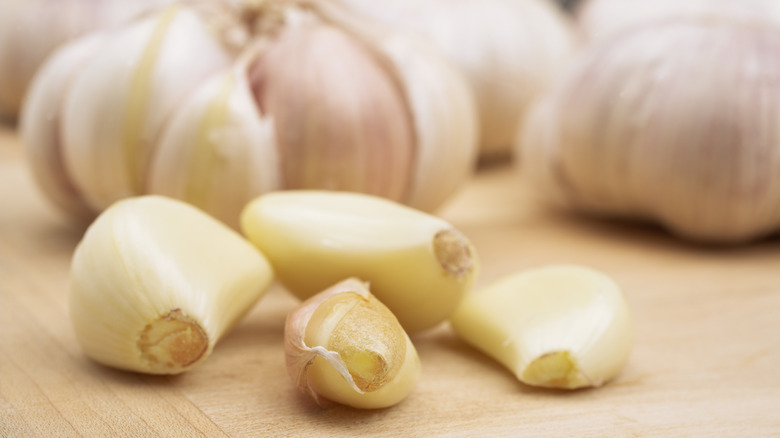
[[1, 123, 779, 437]]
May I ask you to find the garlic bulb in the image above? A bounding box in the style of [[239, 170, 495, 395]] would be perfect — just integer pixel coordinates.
[[0, 0, 169, 120], [450, 265, 633, 389], [241, 190, 479, 333], [575, 0, 772, 42], [338, 0, 577, 157], [70, 195, 274, 374], [23, 0, 477, 229], [518, 14, 780, 243], [285, 278, 421, 409]]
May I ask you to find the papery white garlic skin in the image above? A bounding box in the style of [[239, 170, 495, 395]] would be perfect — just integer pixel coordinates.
[[148, 63, 282, 230], [243, 4, 478, 213], [339, 0, 576, 157], [0, 0, 168, 119], [249, 11, 416, 202], [20, 33, 105, 222], [285, 278, 421, 409], [70, 195, 274, 374], [241, 190, 479, 333], [450, 265, 633, 389], [519, 15, 780, 243], [377, 33, 479, 210]]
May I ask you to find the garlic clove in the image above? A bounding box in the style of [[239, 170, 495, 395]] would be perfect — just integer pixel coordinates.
[[20, 33, 105, 222], [247, 9, 416, 203], [69, 195, 274, 374], [310, 0, 480, 211], [241, 190, 479, 333], [285, 278, 421, 409], [60, 4, 237, 212], [450, 265, 633, 389], [376, 33, 479, 212], [148, 61, 282, 230]]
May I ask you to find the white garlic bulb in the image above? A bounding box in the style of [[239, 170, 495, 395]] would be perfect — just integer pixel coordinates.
[[22, 0, 477, 228], [148, 1, 478, 226], [338, 0, 577, 158], [518, 14, 780, 243], [576, 0, 772, 42], [0, 0, 169, 120]]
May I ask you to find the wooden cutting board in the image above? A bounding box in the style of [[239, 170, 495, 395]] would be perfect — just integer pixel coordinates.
[[2, 124, 779, 436]]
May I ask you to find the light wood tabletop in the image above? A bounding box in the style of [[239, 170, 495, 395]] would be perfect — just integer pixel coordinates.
[[1, 123, 779, 437]]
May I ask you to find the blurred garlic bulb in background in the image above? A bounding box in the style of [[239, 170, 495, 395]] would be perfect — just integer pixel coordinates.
[[0, 0, 169, 121], [22, 0, 477, 229], [518, 14, 780, 243], [575, 0, 772, 42], [338, 0, 577, 158]]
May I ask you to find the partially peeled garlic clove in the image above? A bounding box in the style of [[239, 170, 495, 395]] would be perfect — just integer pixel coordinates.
[[69, 195, 274, 374], [450, 265, 633, 389], [285, 278, 421, 409]]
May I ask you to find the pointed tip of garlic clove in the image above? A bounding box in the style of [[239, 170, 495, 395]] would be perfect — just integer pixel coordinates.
[[284, 278, 421, 409], [450, 265, 633, 390]]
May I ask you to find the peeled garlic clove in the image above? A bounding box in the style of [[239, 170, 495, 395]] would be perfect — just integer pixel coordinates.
[[519, 14, 780, 243], [59, 3, 238, 211], [70, 195, 274, 374], [148, 63, 282, 230], [450, 265, 633, 389], [285, 278, 421, 409], [20, 33, 105, 222], [241, 190, 479, 333]]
